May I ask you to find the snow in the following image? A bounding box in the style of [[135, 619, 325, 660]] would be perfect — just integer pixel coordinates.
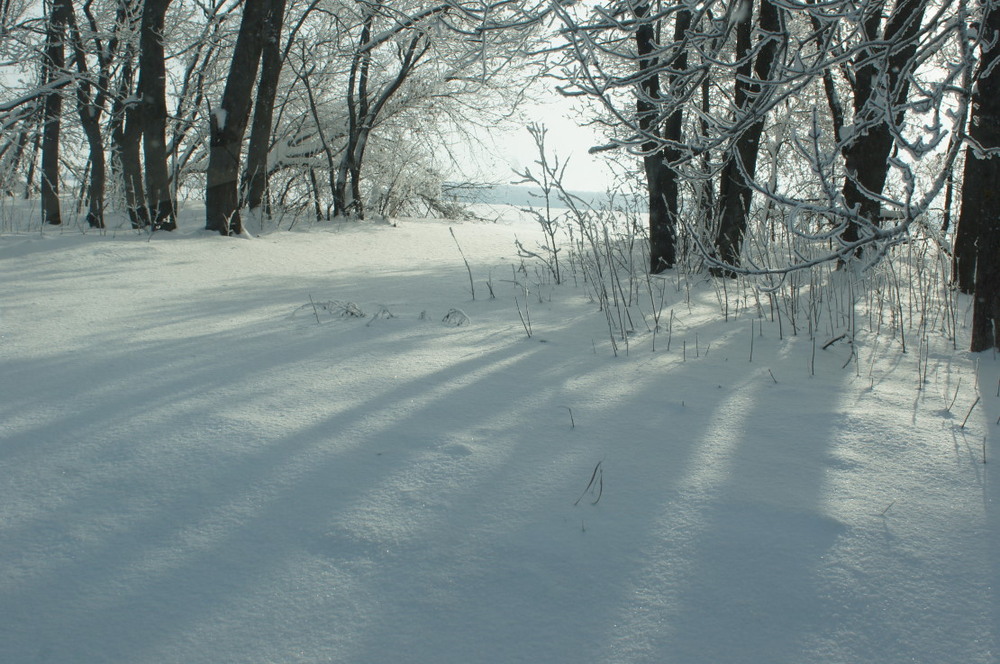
[[212, 106, 228, 131], [0, 211, 996, 663]]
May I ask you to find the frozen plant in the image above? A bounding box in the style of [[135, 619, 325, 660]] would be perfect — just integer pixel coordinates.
[[512, 123, 566, 286]]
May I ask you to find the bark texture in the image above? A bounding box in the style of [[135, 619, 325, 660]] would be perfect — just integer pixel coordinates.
[[965, 4, 1000, 351], [139, 0, 175, 230], [838, 0, 926, 251], [242, 0, 287, 214], [635, 4, 690, 273], [713, 0, 782, 274], [41, 0, 71, 226], [205, 0, 269, 235]]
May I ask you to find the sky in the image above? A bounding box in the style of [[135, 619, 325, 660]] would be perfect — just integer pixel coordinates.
[[453, 89, 619, 191]]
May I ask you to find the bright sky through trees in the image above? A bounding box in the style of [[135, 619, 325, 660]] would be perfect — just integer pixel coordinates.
[[457, 91, 615, 191]]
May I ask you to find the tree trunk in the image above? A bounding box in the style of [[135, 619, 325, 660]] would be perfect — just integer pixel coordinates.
[[66, 0, 107, 229], [839, 0, 926, 251], [636, 4, 690, 273], [964, 4, 1000, 351], [713, 0, 782, 274], [333, 14, 425, 220], [109, 0, 147, 230], [969, 157, 1000, 351], [242, 0, 286, 214], [334, 9, 373, 218], [955, 146, 986, 293], [79, 108, 106, 228], [41, 0, 71, 226], [139, 0, 174, 231], [114, 87, 148, 228], [205, 0, 269, 235]]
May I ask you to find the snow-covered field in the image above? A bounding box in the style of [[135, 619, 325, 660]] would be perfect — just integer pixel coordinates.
[[1, 210, 996, 663]]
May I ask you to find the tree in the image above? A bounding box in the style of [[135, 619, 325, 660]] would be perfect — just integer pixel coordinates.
[[954, 4, 989, 294], [0, 0, 550, 232], [106, 0, 146, 228], [712, 0, 784, 273], [64, 0, 124, 229], [205, 0, 271, 234], [552, 0, 970, 277], [961, 1, 1000, 351], [835, 0, 929, 253], [241, 0, 290, 215], [230, 0, 550, 227], [551, 2, 701, 272], [165, 0, 233, 201], [333, 2, 430, 218], [635, 3, 690, 272], [41, 0, 71, 226], [138, 0, 175, 230]]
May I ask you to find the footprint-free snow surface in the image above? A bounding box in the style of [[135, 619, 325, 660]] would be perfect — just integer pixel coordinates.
[[1, 215, 996, 663]]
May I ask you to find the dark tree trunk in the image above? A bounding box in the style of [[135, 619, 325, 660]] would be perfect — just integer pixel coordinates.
[[79, 106, 106, 228], [242, 0, 286, 214], [955, 145, 986, 293], [334, 9, 373, 219], [114, 86, 148, 228], [206, 0, 269, 235], [713, 0, 782, 274], [644, 153, 678, 272], [941, 133, 958, 234], [342, 36, 424, 220], [714, 3, 754, 272], [964, 4, 1000, 351], [636, 4, 690, 273], [138, 0, 174, 231], [954, 56, 982, 293], [109, 0, 147, 230], [334, 15, 425, 221], [66, 0, 110, 229], [41, 0, 71, 226], [969, 157, 1000, 351], [839, 0, 926, 252]]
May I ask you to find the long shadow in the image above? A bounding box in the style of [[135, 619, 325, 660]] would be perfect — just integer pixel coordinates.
[[2, 230, 993, 663], [591, 326, 851, 663], [1, 248, 626, 661]]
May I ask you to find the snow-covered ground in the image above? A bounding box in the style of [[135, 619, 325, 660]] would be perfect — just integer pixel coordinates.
[[1, 211, 996, 663]]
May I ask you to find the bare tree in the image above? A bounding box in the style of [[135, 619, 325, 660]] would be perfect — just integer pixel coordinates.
[[637, 3, 690, 272], [333, 2, 431, 218], [167, 0, 234, 201], [108, 0, 146, 228], [835, 0, 929, 253], [712, 0, 784, 273], [138, 0, 175, 230], [554, 0, 970, 276], [960, 1, 1000, 351], [553, 2, 699, 272], [241, 0, 290, 215], [205, 0, 271, 235], [232, 0, 551, 226], [1, 0, 551, 230], [41, 0, 71, 226], [64, 0, 125, 229]]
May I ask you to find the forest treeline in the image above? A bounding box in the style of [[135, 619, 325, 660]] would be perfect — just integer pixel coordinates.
[[1, 0, 1000, 351]]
